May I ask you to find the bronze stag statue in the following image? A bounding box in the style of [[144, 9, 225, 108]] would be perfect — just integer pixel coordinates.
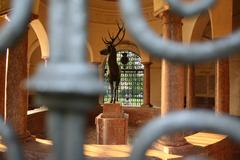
[[100, 23, 125, 103]]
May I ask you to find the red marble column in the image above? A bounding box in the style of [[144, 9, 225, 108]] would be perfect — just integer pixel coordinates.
[[186, 65, 195, 109], [6, 32, 30, 139], [142, 62, 152, 107], [159, 10, 187, 147], [215, 58, 229, 113], [0, 53, 6, 118], [0, 19, 7, 118]]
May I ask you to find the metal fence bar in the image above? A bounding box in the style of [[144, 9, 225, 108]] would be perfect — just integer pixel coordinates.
[[48, 0, 67, 63], [67, 0, 88, 63], [130, 110, 240, 160], [119, 1, 240, 160], [0, 0, 33, 53], [0, 118, 23, 160], [27, 1, 103, 160], [0, 0, 33, 159]]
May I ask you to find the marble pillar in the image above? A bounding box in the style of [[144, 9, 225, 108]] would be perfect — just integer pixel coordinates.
[[142, 62, 152, 107], [215, 58, 229, 113], [186, 65, 195, 109], [0, 53, 6, 117], [6, 32, 30, 139], [159, 10, 187, 147]]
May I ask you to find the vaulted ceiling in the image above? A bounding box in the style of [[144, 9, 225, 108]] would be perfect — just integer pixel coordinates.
[[40, 0, 155, 24], [88, 0, 155, 24], [40, 0, 153, 13]]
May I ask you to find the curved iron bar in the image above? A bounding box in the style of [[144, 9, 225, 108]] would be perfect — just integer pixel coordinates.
[[0, 118, 23, 160], [119, 0, 240, 63], [167, 0, 215, 16], [130, 110, 240, 160], [27, 0, 103, 160], [0, 0, 33, 53]]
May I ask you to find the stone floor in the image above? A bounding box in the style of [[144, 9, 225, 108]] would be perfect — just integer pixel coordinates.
[[85, 126, 138, 144], [1, 126, 240, 160]]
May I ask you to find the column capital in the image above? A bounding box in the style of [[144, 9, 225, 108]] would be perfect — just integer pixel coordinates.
[[153, 0, 169, 17], [159, 10, 183, 25], [153, 1, 183, 24]]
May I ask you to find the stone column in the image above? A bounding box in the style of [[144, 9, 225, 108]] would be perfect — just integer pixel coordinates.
[[186, 65, 195, 109], [158, 10, 187, 147], [93, 62, 104, 105], [6, 32, 30, 140], [0, 53, 6, 117], [215, 58, 229, 113], [0, 18, 6, 118], [142, 62, 152, 107]]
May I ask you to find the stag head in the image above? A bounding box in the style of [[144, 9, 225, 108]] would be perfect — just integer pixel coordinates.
[[100, 23, 125, 55]]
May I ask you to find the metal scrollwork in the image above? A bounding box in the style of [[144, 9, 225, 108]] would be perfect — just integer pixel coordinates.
[[0, 0, 33, 53], [0, 118, 23, 160], [130, 110, 240, 160], [119, 0, 240, 63]]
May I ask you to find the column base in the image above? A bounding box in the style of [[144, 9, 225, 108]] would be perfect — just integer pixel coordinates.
[[152, 141, 203, 155], [19, 130, 35, 143]]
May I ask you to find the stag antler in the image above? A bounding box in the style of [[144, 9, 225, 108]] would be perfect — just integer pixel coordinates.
[[102, 22, 125, 46], [113, 22, 125, 46]]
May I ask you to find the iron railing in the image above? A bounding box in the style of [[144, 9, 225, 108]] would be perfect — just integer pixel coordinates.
[[0, 0, 239, 160]]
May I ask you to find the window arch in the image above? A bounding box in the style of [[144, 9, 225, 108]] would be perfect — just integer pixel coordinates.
[[104, 50, 144, 107]]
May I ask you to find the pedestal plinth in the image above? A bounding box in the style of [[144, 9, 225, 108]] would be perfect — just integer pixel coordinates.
[[96, 103, 128, 144]]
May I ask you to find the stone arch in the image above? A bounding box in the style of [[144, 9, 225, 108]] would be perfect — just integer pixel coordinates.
[[28, 40, 40, 61], [28, 19, 49, 61], [188, 11, 216, 109], [29, 21, 92, 63], [117, 40, 141, 56], [87, 42, 94, 62], [208, 0, 233, 115], [117, 40, 150, 63], [29, 46, 43, 76], [100, 40, 143, 66], [208, 0, 232, 38], [102, 42, 145, 106], [191, 12, 211, 42]]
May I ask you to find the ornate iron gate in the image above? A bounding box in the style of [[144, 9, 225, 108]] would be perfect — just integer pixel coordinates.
[[104, 50, 144, 106], [0, 0, 240, 160]]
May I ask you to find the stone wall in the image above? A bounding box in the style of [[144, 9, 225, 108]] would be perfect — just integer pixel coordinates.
[[27, 106, 161, 138]]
